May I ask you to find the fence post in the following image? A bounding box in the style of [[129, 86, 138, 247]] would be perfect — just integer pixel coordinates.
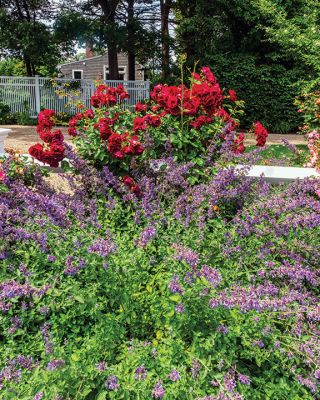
[[35, 75, 41, 114], [145, 80, 150, 99]]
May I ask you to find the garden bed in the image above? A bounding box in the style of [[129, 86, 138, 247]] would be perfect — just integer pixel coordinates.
[[0, 68, 319, 400]]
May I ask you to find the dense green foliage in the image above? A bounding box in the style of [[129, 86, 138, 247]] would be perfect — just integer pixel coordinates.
[[175, 0, 319, 132], [208, 55, 304, 133]]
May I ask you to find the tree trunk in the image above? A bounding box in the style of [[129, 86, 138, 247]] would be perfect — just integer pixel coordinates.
[[97, 0, 120, 80], [23, 53, 33, 76], [160, 0, 171, 80], [127, 0, 136, 80], [108, 46, 119, 80]]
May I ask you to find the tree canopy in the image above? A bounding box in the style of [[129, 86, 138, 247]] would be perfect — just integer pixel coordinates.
[[0, 0, 319, 131]]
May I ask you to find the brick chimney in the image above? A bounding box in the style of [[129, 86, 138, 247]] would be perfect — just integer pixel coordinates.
[[85, 41, 94, 58]]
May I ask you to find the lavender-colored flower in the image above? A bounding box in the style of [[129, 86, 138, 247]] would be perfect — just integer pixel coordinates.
[[168, 369, 180, 381], [200, 265, 222, 288], [105, 375, 119, 391], [152, 380, 165, 398], [296, 374, 317, 393], [48, 255, 56, 262], [8, 316, 21, 334], [137, 225, 156, 248], [282, 138, 299, 154], [172, 243, 199, 268], [175, 303, 185, 313], [191, 359, 201, 379], [237, 373, 251, 385], [217, 324, 229, 334], [252, 340, 264, 349], [47, 359, 65, 371], [88, 236, 116, 257], [314, 370, 320, 379], [19, 263, 31, 278], [63, 256, 86, 276], [40, 306, 49, 315], [168, 275, 184, 295], [33, 392, 44, 400], [224, 369, 236, 393], [134, 364, 148, 380], [103, 263, 109, 270], [41, 323, 53, 354], [96, 361, 106, 372]]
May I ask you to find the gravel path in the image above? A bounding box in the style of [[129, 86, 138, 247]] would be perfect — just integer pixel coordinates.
[[2, 125, 307, 153]]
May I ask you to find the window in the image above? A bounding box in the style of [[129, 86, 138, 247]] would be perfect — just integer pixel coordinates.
[[72, 70, 83, 80], [104, 66, 127, 80]]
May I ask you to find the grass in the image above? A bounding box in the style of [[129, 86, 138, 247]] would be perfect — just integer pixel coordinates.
[[246, 144, 309, 167]]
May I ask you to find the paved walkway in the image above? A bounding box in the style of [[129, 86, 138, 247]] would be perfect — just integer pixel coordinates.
[[2, 125, 307, 153], [3, 125, 69, 153]]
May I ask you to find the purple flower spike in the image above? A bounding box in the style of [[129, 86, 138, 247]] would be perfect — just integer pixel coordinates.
[[134, 364, 148, 380], [105, 375, 119, 391], [152, 380, 165, 398], [237, 373, 251, 385], [168, 275, 184, 295], [168, 369, 180, 381]]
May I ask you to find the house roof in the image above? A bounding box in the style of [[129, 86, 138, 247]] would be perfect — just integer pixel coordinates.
[[58, 53, 144, 68]]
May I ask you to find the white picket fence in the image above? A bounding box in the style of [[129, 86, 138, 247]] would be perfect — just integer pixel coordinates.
[[0, 76, 150, 116]]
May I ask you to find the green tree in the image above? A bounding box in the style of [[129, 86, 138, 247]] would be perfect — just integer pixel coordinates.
[[0, 58, 26, 76], [0, 0, 73, 76], [175, 0, 318, 132]]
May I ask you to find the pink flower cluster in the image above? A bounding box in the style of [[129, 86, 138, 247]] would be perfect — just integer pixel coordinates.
[[305, 129, 320, 168]]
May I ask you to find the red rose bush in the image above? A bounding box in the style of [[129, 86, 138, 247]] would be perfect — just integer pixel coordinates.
[[28, 67, 268, 187]]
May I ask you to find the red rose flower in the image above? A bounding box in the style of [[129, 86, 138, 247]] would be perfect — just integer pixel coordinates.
[[131, 184, 142, 197], [38, 130, 53, 143], [228, 90, 237, 102], [135, 102, 148, 113], [201, 67, 216, 84], [233, 133, 246, 154], [254, 121, 268, 147], [133, 117, 148, 132], [29, 143, 44, 160], [190, 116, 212, 129], [123, 176, 135, 187], [119, 91, 130, 101], [68, 127, 77, 137], [51, 129, 64, 144], [83, 109, 94, 119]]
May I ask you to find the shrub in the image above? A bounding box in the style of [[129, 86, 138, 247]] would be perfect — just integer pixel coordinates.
[[207, 54, 304, 133], [28, 67, 266, 185], [0, 101, 15, 124]]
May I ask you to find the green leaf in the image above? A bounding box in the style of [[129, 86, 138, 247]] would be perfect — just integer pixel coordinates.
[[169, 294, 181, 302], [97, 391, 107, 400], [71, 353, 80, 362], [74, 295, 85, 303]]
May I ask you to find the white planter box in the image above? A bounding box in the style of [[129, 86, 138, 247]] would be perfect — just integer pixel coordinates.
[[237, 165, 319, 183], [0, 128, 11, 154]]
